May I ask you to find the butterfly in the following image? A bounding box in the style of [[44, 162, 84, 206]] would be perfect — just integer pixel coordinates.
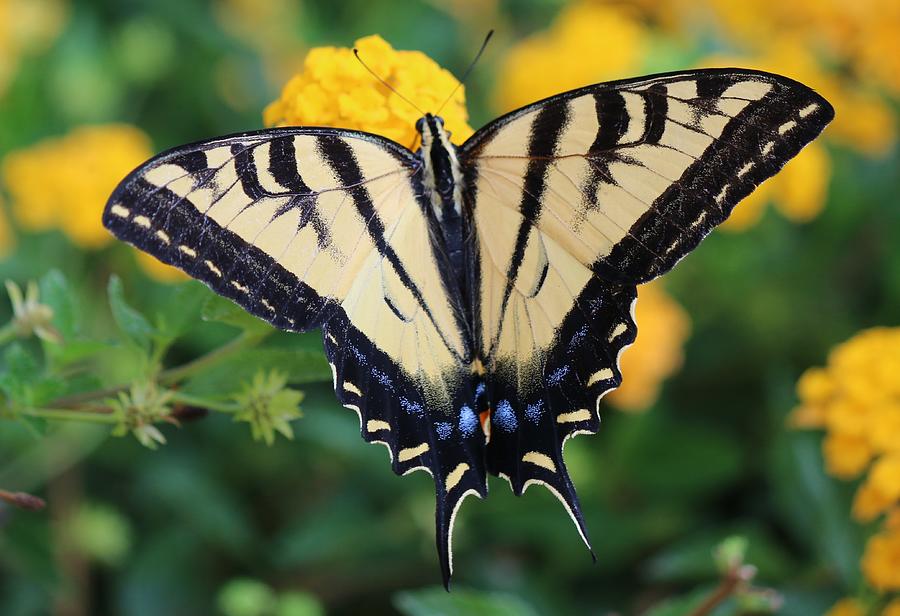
[[103, 67, 833, 587]]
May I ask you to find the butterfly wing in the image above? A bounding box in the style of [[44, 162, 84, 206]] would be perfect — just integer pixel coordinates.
[[103, 127, 488, 584], [461, 69, 833, 545]]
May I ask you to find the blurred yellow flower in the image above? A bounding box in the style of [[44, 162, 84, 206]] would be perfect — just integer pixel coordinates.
[[0, 124, 185, 283], [495, 2, 648, 113], [606, 281, 690, 412], [3, 125, 151, 248], [793, 327, 900, 518], [862, 526, 900, 591], [0, 0, 67, 95], [264, 35, 473, 147], [884, 599, 900, 616], [824, 598, 866, 616], [793, 327, 900, 591]]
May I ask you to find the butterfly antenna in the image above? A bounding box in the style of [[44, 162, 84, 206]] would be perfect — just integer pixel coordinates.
[[435, 30, 494, 116], [353, 47, 425, 116]]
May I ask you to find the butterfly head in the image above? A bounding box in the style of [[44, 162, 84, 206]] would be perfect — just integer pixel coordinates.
[[416, 113, 450, 142]]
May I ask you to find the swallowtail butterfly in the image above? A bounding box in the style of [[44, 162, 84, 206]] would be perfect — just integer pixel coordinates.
[[103, 67, 833, 586]]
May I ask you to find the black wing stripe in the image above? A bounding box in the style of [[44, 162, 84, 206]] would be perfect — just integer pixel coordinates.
[[641, 84, 668, 144], [268, 135, 313, 194], [491, 102, 570, 350], [590, 91, 628, 152], [316, 135, 464, 360]]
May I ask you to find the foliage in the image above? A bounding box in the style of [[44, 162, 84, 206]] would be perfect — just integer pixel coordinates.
[[0, 0, 899, 615]]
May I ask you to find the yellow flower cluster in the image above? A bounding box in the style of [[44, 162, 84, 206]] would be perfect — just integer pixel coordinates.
[[0, 0, 66, 95], [862, 510, 900, 592], [606, 281, 691, 412], [264, 35, 474, 147], [793, 327, 900, 592], [1, 124, 184, 282]]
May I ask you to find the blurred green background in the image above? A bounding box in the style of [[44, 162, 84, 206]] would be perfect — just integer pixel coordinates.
[[1, 1, 898, 615]]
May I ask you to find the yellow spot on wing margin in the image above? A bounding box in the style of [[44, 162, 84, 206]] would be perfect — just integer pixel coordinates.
[[587, 368, 614, 386], [398, 442, 430, 462], [134, 215, 151, 228], [522, 451, 556, 472], [343, 381, 362, 396], [557, 409, 593, 424], [110, 204, 130, 217], [366, 419, 390, 433], [445, 462, 469, 492]]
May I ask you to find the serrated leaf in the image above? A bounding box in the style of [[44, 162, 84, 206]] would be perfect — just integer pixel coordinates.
[[201, 294, 270, 333], [108, 276, 156, 351], [394, 587, 540, 616]]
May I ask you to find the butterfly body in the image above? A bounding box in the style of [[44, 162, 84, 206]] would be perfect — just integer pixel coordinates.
[[103, 68, 834, 587]]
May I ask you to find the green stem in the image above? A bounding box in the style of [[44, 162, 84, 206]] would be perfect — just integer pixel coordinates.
[[45, 329, 271, 409], [21, 408, 118, 424], [170, 391, 240, 414], [159, 329, 270, 385]]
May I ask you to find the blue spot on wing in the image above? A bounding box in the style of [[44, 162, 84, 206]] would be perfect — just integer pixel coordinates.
[[568, 325, 588, 350], [493, 400, 518, 432], [400, 397, 424, 417], [435, 422, 452, 440], [547, 365, 570, 386], [475, 382, 486, 400], [348, 344, 367, 365], [459, 405, 478, 437], [372, 367, 394, 391], [525, 400, 544, 424]]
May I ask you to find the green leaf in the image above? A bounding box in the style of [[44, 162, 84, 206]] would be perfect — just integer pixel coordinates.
[[394, 587, 540, 616], [154, 281, 209, 339], [38, 269, 78, 339], [108, 276, 156, 351], [46, 339, 111, 367], [201, 294, 269, 333], [0, 344, 64, 408]]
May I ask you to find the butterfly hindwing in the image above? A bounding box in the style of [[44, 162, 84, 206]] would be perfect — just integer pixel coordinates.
[[103, 127, 489, 585], [461, 69, 833, 544]]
